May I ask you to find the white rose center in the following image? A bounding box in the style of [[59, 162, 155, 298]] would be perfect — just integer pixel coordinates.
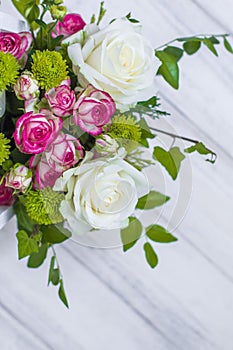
[[89, 176, 134, 215], [119, 44, 133, 69]]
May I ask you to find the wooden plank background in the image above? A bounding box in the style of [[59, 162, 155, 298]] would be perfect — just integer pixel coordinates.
[[0, 0, 232, 349]]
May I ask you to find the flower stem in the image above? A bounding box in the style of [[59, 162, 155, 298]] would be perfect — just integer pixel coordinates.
[[150, 127, 199, 144]]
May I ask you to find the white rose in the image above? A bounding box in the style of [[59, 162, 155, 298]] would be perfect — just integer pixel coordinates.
[[67, 18, 159, 111], [54, 152, 149, 234]]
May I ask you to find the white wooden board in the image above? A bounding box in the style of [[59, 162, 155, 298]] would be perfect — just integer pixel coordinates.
[[0, 1, 232, 349]]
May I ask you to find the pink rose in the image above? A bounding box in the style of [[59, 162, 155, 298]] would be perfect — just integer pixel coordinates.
[[45, 84, 75, 117], [14, 72, 39, 101], [0, 31, 32, 60], [30, 133, 84, 189], [14, 110, 62, 154], [30, 154, 62, 189], [73, 85, 116, 136], [45, 133, 84, 172], [52, 14, 86, 39], [0, 178, 15, 205]]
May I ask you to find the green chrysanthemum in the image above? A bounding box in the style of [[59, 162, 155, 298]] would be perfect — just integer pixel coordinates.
[[0, 52, 20, 91], [0, 133, 11, 166], [108, 114, 141, 152], [25, 187, 65, 225], [31, 50, 69, 91]]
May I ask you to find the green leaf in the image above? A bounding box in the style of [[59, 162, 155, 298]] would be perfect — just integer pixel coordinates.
[[12, 0, 33, 17], [183, 41, 201, 55], [24, 4, 40, 24], [48, 256, 55, 286], [120, 217, 143, 252], [146, 225, 177, 243], [164, 46, 183, 61], [126, 12, 140, 23], [41, 224, 71, 245], [143, 243, 158, 268], [153, 146, 185, 180], [34, 19, 47, 30], [137, 118, 155, 147], [224, 37, 233, 53], [156, 51, 179, 89], [138, 118, 155, 139], [49, 35, 64, 49], [203, 38, 218, 56], [209, 36, 220, 44], [90, 14, 96, 24], [97, 1, 107, 25], [48, 255, 60, 286], [12, 0, 40, 25], [27, 244, 48, 268], [184, 142, 217, 163], [14, 199, 35, 233], [51, 268, 60, 286], [58, 279, 69, 308], [138, 96, 158, 108], [16, 230, 39, 260], [136, 190, 170, 210]]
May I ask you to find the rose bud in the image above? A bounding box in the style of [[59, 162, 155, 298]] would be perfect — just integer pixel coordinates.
[[5, 164, 32, 193], [14, 72, 39, 101], [0, 31, 32, 60], [13, 110, 62, 154], [95, 135, 119, 156], [50, 5, 67, 20], [52, 13, 86, 39], [73, 85, 116, 136], [0, 178, 15, 205], [45, 84, 75, 117], [45, 133, 84, 172]]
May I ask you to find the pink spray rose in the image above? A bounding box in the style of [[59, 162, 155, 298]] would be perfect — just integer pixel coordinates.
[[0, 31, 32, 60], [30, 154, 62, 189], [0, 178, 15, 205], [52, 13, 86, 39], [73, 85, 116, 136], [44, 133, 84, 172], [5, 164, 32, 193], [45, 83, 75, 117], [14, 72, 39, 101], [14, 110, 62, 154], [30, 133, 84, 189]]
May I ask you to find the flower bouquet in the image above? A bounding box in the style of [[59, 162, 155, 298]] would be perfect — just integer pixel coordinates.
[[0, 0, 232, 307]]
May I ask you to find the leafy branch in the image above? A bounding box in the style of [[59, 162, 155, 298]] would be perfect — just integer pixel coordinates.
[[48, 246, 69, 308], [154, 34, 233, 89], [150, 126, 217, 163], [154, 33, 230, 51], [120, 195, 177, 269]]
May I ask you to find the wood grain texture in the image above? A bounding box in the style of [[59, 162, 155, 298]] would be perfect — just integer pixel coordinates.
[[0, 0, 232, 349]]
